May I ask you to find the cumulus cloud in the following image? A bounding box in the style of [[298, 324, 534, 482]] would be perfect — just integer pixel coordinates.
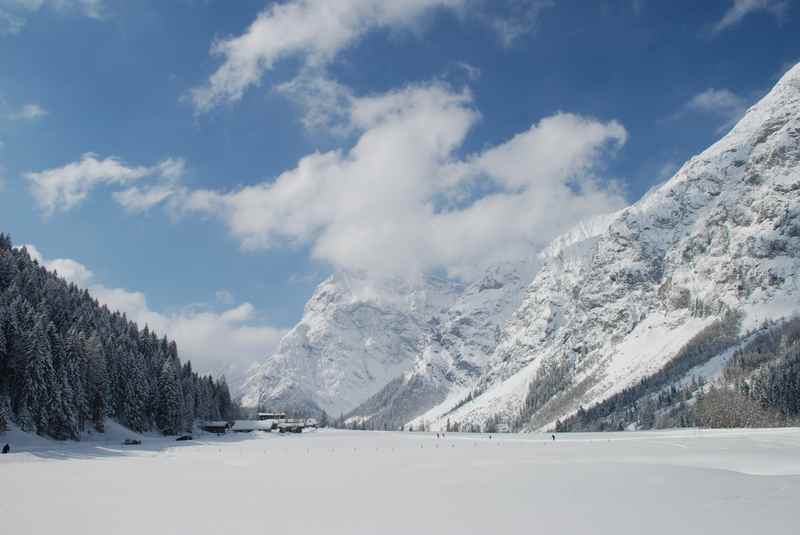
[[20, 244, 287, 381], [178, 82, 627, 279], [685, 88, 748, 133], [711, 0, 788, 34], [189, 0, 466, 112], [25, 154, 185, 215]]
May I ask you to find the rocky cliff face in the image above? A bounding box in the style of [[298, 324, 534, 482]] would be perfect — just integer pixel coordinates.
[[429, 62, 800, 430], [239, 271, 461, 416], [345, 260, 536, 428]]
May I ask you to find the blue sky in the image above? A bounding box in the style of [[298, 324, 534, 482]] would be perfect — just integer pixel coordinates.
[[1, 0, 798, 377]]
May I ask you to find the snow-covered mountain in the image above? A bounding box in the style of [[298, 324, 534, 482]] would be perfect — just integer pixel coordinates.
[[345, 259, 537, 427], [425, 61, 800, 430], [239, 271, 462, 416], [244, 63, 800, 431], [241, 213, 615, 424]]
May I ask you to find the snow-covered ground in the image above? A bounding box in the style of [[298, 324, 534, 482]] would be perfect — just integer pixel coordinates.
[[4, 428, 800, 534]]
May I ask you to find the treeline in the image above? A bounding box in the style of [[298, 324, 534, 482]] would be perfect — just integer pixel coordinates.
[[675, 316, 800, 428], [554, 311, 742, 432], [555, 314, 800, 432], [710, 315, 800, 426], [515, 356, 575, 430], [0, 233, 237, 440]]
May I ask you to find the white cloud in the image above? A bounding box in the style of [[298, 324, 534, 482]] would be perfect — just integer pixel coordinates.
[[712, 0, 787, 34], [687, 88, 745, 113], [25, 154, 185, 215], [112, 182, 179, 213], [19, 244, 287, 379], [275, 70, 355, 135], [1, 0, 106, 20], [190, 0, 555, 113], [488, 0, 553, 47], [47, 258, 95, 286], [685, 88, 748, 133], [8, 103, 47, 120], [189, 0, 466, 112], [153, 157, 186, 180], [23, 243, 94, 286], [178, 82, 627, 279], [454, 61, 481, 81]]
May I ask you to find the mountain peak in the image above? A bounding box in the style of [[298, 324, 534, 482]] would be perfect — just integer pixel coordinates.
[[722, 61, 800, 142], [778, 61, 800, 87]]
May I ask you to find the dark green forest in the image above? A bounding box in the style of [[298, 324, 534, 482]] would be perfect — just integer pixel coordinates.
[[0, 233, 237, 440]]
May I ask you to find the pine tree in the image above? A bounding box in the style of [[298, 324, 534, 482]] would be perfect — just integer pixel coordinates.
[[156, 359, 183, 435], [85, 335, 108, 432], [0, 393, 10, 432], [214, 376, 235, 421], [180, 362, 195, 432], [122, 349, 150, 433], [23, 319, 57, 435], [50, 369, 79, 440]]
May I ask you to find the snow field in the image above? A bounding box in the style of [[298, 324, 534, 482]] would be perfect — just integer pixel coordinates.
[[4, 428, 800, 534]]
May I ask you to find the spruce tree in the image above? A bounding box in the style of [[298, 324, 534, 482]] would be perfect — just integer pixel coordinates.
[[156, 359, 183, 435], [0, 393, 10, 432], [23, 319, 57, 435], [85, 335, 108, 432]]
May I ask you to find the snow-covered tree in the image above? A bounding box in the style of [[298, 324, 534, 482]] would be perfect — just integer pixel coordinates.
[[84, 335, 108, 432], [156, 359, 183, 435], [0, 232, 237, 440]]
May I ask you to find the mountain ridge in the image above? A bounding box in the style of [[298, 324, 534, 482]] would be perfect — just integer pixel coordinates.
[[426, 61, 800, 430], [243, 62, 800, 431]]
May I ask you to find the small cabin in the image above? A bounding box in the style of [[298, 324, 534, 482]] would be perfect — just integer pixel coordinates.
[[200, 421, 229, 434]]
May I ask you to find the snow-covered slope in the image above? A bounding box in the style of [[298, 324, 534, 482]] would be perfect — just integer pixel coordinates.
[[375, 212, 621, 428], [433, 62, 800, 430], [346, 260, 536, 427], [239, 271, 461, 416], [242, 211, 616, 426]]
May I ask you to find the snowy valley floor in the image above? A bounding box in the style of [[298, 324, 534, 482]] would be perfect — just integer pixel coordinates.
[[4, 428, 800, 534]]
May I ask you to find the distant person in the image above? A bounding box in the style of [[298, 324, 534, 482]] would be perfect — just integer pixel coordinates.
[[552, 434, 556, 441], [2, 443, 9, 454]]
